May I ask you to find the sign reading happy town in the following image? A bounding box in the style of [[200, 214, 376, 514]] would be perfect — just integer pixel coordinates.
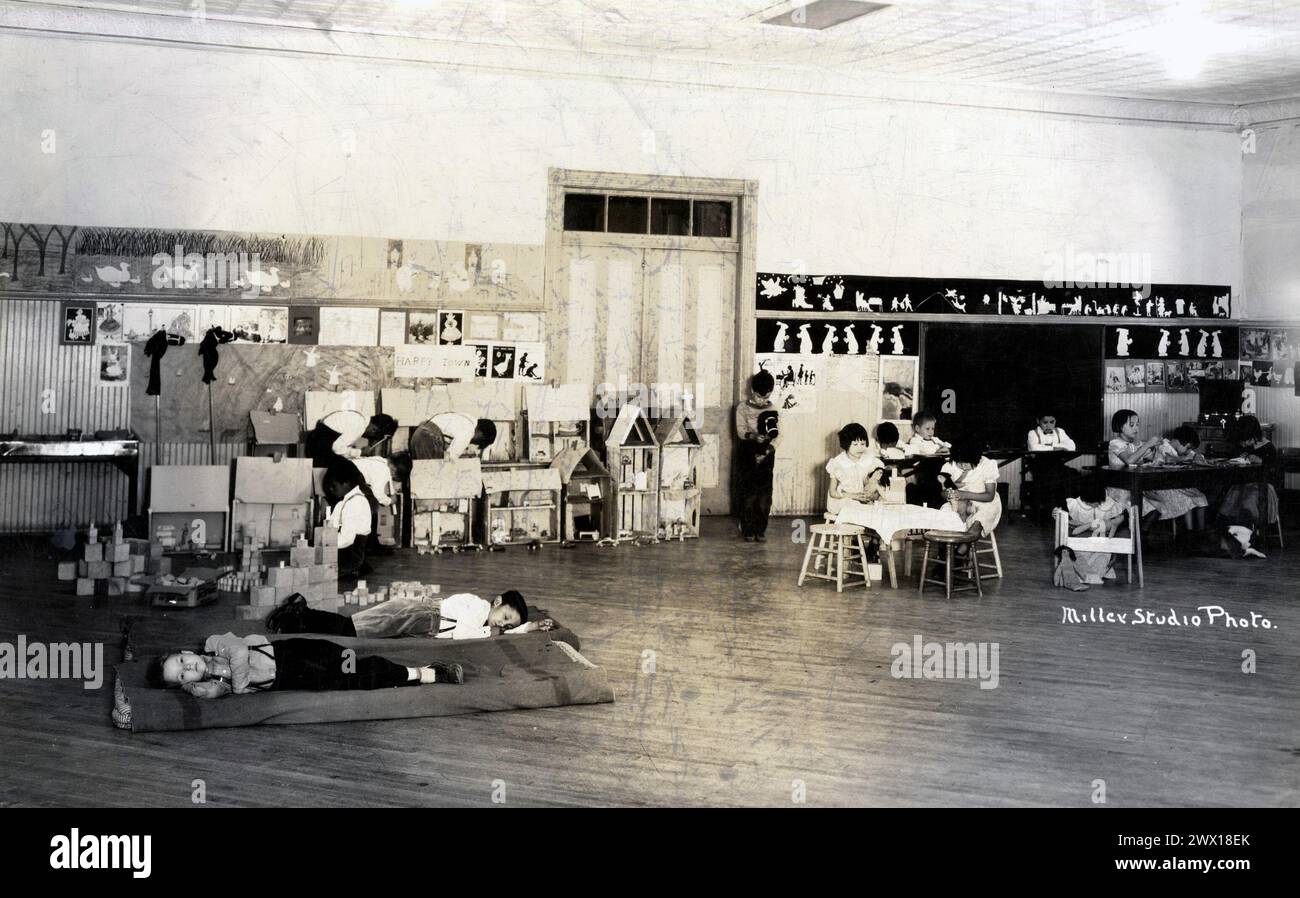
[[756, 273, 1231, 319]]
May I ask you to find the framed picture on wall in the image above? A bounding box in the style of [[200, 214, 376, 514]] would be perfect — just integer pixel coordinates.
[[99, 344, 129, 386], [879, 356, 918, 425], [287, 306, 319, 345], [61, 301, 97, 345]]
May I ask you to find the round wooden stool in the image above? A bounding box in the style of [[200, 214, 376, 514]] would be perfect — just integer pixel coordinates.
[[918, 529, 982, 599], [798, 523, 870, 592]]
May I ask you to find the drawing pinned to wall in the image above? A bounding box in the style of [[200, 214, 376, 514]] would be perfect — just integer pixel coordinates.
[[1249, 362, 1282, 387], [465, 245, 483, 283], [1105, 365, 1126, 393], [501, 311, 541, 343], [754, 353, 817, 415], [468, 314, 498, 342], [195, 305, 230, 336], [95, 302, 124, 343], [1186, 361, 1206, 384], [1145, 361, 1165, 391], [288, 306, 320, 345], [227, 306, 288, 344], [99, 344, 129, 385], [1125, 363, 1146, 390], [1165, 361, 1189, 392], [386, 239, 404, 269], [879, 356, 918, 423], [121, 305, 197, 343], [469, 343, 490, 378], [514, 342, 545, 382], [379, 310, 407, 347], [61, 301, 96, 345], [489, 343, 516, 379], [438, 310, 465, 346], [319, 307, 379, 346], [1270, 329, 1294, 361], [407, 311, 437, 344], [1241, 328, 1270, 360]]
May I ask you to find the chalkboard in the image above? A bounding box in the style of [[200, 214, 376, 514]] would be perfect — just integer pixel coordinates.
[[921, 324, 1103, 451]]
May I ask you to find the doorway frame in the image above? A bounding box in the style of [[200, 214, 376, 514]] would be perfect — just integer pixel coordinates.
[[543, 168, 759, 413]]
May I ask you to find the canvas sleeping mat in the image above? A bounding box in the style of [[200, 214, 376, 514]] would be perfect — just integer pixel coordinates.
[[116, 621, 613, 733]]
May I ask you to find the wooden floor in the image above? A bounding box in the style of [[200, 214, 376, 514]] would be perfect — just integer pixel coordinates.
[[1, 514, 1297, 807]]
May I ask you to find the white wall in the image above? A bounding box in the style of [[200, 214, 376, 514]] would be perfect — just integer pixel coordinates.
[[0, 34, 1242, 288], [1243, 122, 1300, 321]]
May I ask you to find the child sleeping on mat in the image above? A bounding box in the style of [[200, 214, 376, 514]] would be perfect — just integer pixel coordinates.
[[146, 633, 466, 700], [266, 589, 555, 641]]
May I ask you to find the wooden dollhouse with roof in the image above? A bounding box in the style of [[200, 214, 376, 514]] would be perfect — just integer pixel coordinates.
[[551, 445, 613, 542], [653, 415, 703, 539], [481, 465, 562, 547], [409, 458, 483, 553], [522, 383, 591, 462], [605, 404, 659, 540]]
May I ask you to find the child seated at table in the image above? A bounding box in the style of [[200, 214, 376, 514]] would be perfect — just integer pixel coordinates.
[[1027, 413, 1077, 451], [826, 423, 886, 515], [1215, 415, 1277, 531], [1064, 480, 1126, 584], [1107, 409, 1207, 527], [905, 410, 951, 456], [874, 423, 907, 461], [940, 439, 1002, 539]]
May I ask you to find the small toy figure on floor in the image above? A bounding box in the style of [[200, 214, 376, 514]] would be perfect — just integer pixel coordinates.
[[146, 632, 465, 699], [733, 371, 779, 543]]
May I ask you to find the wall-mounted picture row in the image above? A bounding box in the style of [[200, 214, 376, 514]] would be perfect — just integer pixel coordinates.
[[70, 302, 542, 350], [756, 272, 1231, 319], [755, 318, 919, 355]]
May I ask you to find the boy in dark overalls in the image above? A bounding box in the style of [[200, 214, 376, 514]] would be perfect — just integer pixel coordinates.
[[734, 371, 779, 542]]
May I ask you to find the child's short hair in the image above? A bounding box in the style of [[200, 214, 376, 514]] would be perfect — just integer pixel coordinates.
[[1075, 478, 1108, 507], [948, 439, 983, 466], [875, 422, 900, 446], [472, 419, 498, 448], [323, 457, 364, 502], [1233, 415, 1263, 443], [388, 451, 413, 482], [1110, 409, 1138, 434], [912, 410, 937, 429], [500, 590, 528, 623], [1036, 411, 1056, 422], [363, 413, 399, 444], [751, 370, 775, 396], [1171, 425, 1200, 448], [838, 423, 870, 450], [145, 649, 194, 689]]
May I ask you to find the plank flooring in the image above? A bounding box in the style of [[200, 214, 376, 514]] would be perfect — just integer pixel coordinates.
[[0, 514, 1297, 807]]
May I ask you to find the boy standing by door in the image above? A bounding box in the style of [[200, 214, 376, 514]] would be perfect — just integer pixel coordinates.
[[734, 370, 779, 542]]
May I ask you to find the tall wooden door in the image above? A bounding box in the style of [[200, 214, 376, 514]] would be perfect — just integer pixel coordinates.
[[549, 240, 736, 514]]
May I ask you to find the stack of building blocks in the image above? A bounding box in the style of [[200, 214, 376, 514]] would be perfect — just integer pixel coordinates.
[[388, 581, 440, 601], [58, 522, 154, 597], [343, 580, 389, 607], [218, 526, 267, 593], [233, 525, 342, 621]]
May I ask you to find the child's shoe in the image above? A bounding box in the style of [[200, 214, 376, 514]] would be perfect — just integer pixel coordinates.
[[420, 661, 465, 685]]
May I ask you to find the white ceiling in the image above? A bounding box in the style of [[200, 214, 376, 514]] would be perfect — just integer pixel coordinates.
[[16, 0, 1300, 105]]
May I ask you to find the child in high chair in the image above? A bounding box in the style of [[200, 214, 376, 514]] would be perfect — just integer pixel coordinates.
[[825, 423, 885, 516], [1107, 410, 1207, 526], [905, 411, 951, 456], [146, 633, 466, 699], [1064, 480, 1126, 584], [939, 440, 1002, 538]]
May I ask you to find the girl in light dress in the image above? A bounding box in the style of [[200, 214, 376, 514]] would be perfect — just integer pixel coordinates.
[[1107, 409, 1207, 526], [1064, 480, 1127, 584]]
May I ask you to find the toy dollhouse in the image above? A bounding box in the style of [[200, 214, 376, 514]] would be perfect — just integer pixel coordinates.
[[408, 458, 483, 553], [653, 415, 702, 539], [481, 465, 562, 547], [149, 465, 231, 553], [522, 384, 591, 462], [551, 445, 613, 542], [605, 404, 659, 540], [248, 411, 303, 458], [230, 456, 314, 549]]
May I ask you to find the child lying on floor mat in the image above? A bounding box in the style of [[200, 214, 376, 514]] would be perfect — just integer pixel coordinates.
[[266, 589, 555, 640], [146, 633, 465, 699]]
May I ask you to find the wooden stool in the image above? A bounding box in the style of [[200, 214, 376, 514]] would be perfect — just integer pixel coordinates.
[[974, 530, 1003, 580], [918, 529, 982, 599], [798, 523, 871, 592]]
